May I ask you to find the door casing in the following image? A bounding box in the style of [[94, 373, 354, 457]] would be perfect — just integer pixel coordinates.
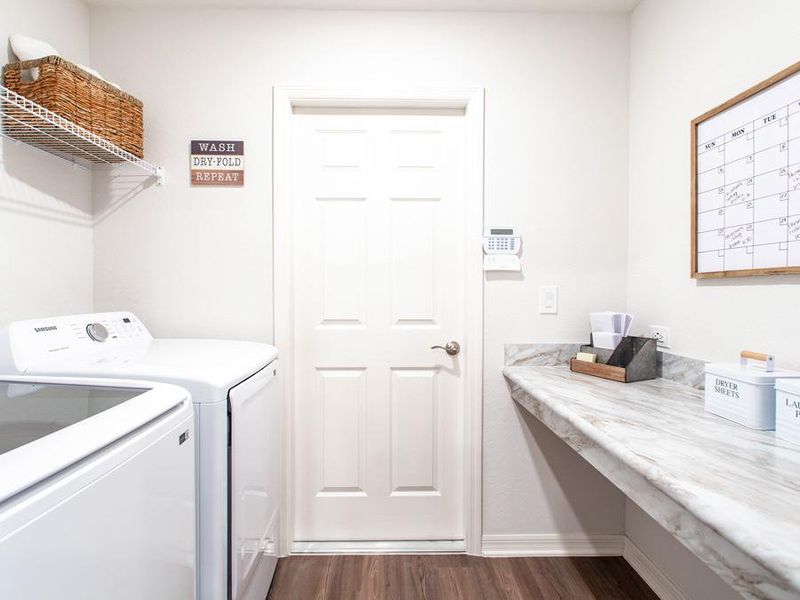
[[273, 85, 485, 556]]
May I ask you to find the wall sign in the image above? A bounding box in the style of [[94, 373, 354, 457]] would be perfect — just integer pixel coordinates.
[[190, 140, 244, 186]]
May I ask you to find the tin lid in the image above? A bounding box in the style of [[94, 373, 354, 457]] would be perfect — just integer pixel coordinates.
[[705, 363, 800, 385], [775, 378, 800, 393]]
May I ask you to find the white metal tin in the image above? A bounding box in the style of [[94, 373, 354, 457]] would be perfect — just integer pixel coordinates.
[[704, 362, 800, 430], [775, 379, 800, 444]]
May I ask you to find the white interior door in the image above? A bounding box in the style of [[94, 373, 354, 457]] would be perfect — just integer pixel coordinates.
[[292, 110, 467, 542]]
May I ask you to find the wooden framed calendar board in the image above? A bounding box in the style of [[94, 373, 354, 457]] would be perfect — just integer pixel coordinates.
[[691, 61, 800, 278]]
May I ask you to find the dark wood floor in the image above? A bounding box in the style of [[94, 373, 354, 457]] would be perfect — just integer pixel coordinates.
[[266, 554, 659, 600]]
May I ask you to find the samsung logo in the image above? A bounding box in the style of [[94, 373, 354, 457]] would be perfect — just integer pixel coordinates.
[[34, 326, 57, 333]]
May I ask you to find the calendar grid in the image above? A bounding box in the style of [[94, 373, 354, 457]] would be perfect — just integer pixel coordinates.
[[696, 162, 800, 195], [696, 135, 800, 177], [750, 114, 756, 272], [692, 61, 800, 277], [722, 131, 727, 271], [694, 90, 800, 274], [788, 113, 793, 251], [697, 96, 800, 153], [698, 210, 798, 235]]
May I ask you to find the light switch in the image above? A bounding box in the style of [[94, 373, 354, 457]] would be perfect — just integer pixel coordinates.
[[539, 285, 558, 314]]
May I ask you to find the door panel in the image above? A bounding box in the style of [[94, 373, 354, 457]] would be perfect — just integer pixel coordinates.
[[391, 368, 438, 494], [317, 368, 366, 495], [293, 113, 466, 542], [390, 199, 439, 325], [319, 199, 367, 325]]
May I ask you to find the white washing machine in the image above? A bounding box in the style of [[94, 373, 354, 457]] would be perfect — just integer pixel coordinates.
[[0, 375, 196, 600], [0, 312, 280, 600]]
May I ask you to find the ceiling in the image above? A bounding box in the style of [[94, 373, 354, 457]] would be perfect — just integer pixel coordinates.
[[82, 0, 641, 12]]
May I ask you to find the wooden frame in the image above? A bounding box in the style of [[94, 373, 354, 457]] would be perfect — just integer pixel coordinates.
[[273, 85, 485, 556], [691, 60, 800, 278]]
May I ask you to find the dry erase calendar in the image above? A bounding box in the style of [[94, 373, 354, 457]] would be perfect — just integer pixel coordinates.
[[692, 62, 800, 278]]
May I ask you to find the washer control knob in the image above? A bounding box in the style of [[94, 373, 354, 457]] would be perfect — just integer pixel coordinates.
[[86, 322, 109, 343]]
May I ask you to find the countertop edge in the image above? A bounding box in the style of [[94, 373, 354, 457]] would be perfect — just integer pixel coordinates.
[[503, 366, 799, 600]]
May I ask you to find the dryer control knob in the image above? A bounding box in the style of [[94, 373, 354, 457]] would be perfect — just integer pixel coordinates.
[[86, 322, 109, 342]]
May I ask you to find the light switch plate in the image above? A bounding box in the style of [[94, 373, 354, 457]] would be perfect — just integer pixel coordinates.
[[539, 285, 558, 314]]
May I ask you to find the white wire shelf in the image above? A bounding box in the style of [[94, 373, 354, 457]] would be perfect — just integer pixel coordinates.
[[0, 84, 164, 185]]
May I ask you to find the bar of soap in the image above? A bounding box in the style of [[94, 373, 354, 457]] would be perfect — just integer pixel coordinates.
[[575, 352, 597, 363]]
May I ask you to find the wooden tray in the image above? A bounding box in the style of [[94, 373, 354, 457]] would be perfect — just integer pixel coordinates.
[[570, 359, 627, 383], [569, 337, 658, 383]]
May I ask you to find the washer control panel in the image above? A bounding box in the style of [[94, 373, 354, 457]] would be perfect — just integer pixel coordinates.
[[0, 311, 153, 371], [64, 313, 149, 344]]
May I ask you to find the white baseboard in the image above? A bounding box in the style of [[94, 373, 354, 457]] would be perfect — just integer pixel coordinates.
[[292, 540, 466, 554], [622, 537, 689, 600], [481, 533, 625, 557], [481, 534, 686, 600]]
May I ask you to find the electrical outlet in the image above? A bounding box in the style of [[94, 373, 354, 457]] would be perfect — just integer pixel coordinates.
[[649, 325, 671, 349]]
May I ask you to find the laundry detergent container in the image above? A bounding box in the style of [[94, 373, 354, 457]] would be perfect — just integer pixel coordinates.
[[775, 379, 800, 444], [704, 351, 800, 430]]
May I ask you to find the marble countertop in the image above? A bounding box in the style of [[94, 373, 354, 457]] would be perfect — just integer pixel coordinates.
[[504, 366, 800, 600]]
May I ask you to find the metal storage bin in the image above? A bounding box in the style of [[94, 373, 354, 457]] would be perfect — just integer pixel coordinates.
[[775, 379, 800, 444], [705, 351, 800, 430]]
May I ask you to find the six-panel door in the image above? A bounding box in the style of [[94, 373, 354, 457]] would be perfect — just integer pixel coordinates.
[[292, 112, 467, 542]]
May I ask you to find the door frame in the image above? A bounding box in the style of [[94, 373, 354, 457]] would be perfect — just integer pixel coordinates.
[[273, 85, 485, 556]]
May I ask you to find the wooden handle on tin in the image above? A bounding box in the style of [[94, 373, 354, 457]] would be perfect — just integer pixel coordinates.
[[740, 351, 771, 363], [740, 350, 775, 372]]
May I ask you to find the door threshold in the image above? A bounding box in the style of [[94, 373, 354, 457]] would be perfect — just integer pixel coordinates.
[[292, 540, 466, 554]]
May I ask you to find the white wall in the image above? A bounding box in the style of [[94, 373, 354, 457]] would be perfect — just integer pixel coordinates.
[[0, 2, 786, 593], [625, 501, 740, 600], [0, 0, 93, 325], [627, 1, 800, 596], [90, 8, 630, 538], [628, 0, 800, 366]]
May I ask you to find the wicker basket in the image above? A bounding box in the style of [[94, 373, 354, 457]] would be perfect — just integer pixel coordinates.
[[3, 55, 144, 159]]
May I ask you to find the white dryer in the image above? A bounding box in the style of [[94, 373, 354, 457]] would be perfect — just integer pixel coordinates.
[[0, 312, 280, 600], [0, 375, 196, 600]]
